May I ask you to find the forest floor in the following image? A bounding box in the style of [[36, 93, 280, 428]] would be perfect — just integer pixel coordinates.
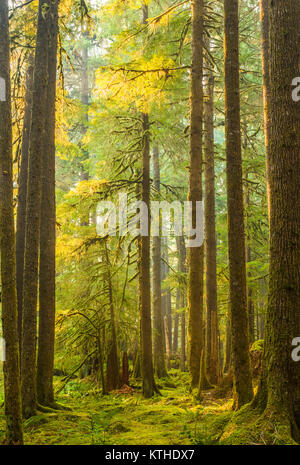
[[0, 368, 294, 445]]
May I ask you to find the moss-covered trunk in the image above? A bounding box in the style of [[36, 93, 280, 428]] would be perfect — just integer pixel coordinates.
[[21, 0, 49, 418], [16, 55, 34, 355], [176, 236, 187, 372], [261, 0, 300, 438], [187, 0, 204, 390], [37, 0, 59, 407], [204, 39, 219, 385], [224, 0, 253, 408], [0, 0, 23, 444], [152, 145, 167, 378], [259, 0, 271, 220]]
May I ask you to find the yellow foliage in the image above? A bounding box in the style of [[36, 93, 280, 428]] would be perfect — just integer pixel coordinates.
[[94, 55, 178, 112]]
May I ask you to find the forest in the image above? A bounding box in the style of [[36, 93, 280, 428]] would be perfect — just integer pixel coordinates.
[[0, 0, 299, 447]]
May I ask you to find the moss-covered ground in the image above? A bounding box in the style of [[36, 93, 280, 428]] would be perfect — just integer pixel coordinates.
[[0, 369, 295, 445]]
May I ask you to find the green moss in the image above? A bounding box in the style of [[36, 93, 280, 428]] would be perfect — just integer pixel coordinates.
[[251, 339, 264, 352], [0, 370, 295, 445]]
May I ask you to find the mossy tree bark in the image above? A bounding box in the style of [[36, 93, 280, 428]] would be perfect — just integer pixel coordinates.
[[223, 310, 231, 374], [162, 239, 172, 355], [255, 0, 300, 439], [173, 289, 179, 357], [104, 243, 121, 391], [259, 0, 271, 220], [140, 110, 156, 397], [16, 55, 34, 355], [139, 4, 156, 398], [187, 0, 204, 390], [21, 0, 50, 418], [0, 0, 23, 444], [176, 236, 187, 372], [152, 145, 167, 378], [37, 0, 59, 407], [79, 27, 90, 185], [204, 41, 219, 385], [224, 0, 253, 409]]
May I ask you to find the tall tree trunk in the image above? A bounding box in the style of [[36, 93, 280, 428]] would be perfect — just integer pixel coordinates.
[[259, 0, 271, 219], [173, 290, 179, 357], [0, 0, 23, 444], [16, 55, 34, 354], [198, 325, 212, 393], [139, 4, 156, 398], [79, 29, 89, 183], [187, 0, 204, 389], [176, 236, 187, 372], [37, 0, 59, 407], [164, 315, 171, 370], [243, 127, 255, 345], [224, 0, 253, 409], [162, 238, 172, 355], [223, 310, 231, 374], [140, 109, 156, 397], [104, 243, 120, 391], [21, 0, 50, 418], [204, 41, 219, 385], [258, 0, 300, 438], [152, 145, 167, 378], [246, 243, 255, 344]]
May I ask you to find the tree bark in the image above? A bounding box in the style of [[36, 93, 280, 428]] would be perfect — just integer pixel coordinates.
[[140, 110, 156, 397], [187, 0, 204, 390], [176, 236, 187, 372], [162, 238, 172, 355], [104, 243, 120, 391], [37, 0, 59, 407], [139, 4, 156, 398], [152, 145, 167, 378], [173, 290, 179, 357], [259, 0, 300, 438], [223, 310, 231, 374], [21, 0, 50, 418], [16, 54, 34, 355], [0, 0, 23, 444], [204, 41, 219, 385], [259, 0, 271, 220], [224, 0, 253, 409]]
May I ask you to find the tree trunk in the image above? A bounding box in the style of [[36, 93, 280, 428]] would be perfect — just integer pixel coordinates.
[[16, 54, 34, 355], [187, 0, 204, 390], [224, 0, 253, 409], [173, 290, 179, 357], [21, 0, 50, 419], [162, 238, 172, 355], [204, 40, 219, 385], [243, 128, 255, 345], [138, 4, 156, 398], [97, 330, 107, 395], [37, 0, 59, 407], [176, 236, 187, 372], [79, 28, 89, 184], [104, 243, 120, 391], [122, 352, 129, 386], [223, 310, 231, 374], [0, 0, 23, 444], [198, 325, 212, 393], [140, 109, 156, 397], [258, 0, 300, 439], [259, 0, 271, 220], [152, 145, 167, 378]]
